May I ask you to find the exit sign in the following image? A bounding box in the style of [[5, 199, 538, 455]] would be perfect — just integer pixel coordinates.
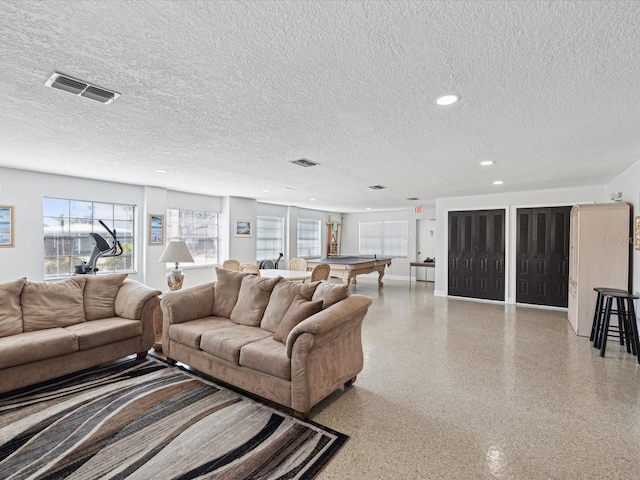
[[414, 206, 423, 214]]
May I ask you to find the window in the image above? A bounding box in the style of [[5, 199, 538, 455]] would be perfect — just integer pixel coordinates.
[[43, 197, 135, 277], [359, 220, 408, 257], [165, 209, 218, 265], [297, 219, 321, 257], [256, 216, 284, 262]]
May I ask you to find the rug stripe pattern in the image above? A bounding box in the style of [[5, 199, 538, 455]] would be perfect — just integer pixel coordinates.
[[0, 358, 347, 479]]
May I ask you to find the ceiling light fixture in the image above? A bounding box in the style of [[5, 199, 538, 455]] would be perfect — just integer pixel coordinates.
[[156, 169, 168, 173], [366, 208, 372, 210], [435, 94, 459, 106], [262, 189, 270, 193], [480, 160, 494, 166], [310, 198, 316, 201], [493, 180, 504, 185]]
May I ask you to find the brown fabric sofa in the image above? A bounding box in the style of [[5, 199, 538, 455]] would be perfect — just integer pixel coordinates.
[[161, 268, 373, 418], [0, 275, 161, 394]]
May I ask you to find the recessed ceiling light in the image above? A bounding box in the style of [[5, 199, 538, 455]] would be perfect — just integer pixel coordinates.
[[493, 180, 504, 185], [156, 169, 168, 173], [435, 94, 459, 106], [366, 208, 372, 210], [310, 198, 316, 201], [262, 189, 270, 193], [480, 160, 494, 166]]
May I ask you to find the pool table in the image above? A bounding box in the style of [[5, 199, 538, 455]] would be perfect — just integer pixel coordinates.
[[307, 255, 393, 286]]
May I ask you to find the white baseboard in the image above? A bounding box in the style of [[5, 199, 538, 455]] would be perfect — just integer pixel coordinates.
[[434, 290, 446, 297]]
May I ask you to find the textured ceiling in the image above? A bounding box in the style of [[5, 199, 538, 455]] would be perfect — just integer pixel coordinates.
[[1, 0, 640, 212]]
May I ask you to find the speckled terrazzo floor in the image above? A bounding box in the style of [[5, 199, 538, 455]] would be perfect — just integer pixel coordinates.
[[309, 278, 640, 480]]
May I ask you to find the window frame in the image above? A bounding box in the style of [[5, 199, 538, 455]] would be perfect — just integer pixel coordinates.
[[359, 220, 408, 257], [256, 216, 285, 263], [43, 197, 136, 278], [165, 208, 219, 267], [296, 218, 322, 258]]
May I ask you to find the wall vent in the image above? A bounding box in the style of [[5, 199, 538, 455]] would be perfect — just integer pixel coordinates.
[[45, 73, 120, 105], [369, 185, 386, 190], [290, 158, 319, 168]]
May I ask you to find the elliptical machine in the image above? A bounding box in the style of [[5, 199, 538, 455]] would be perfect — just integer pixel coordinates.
[[74, 220, 123, 274]]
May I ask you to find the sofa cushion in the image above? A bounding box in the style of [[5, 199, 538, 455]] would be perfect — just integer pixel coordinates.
[[273, 294, 323, 343], [0, 328, 79, 369], [168, 316, 236, 349], [230, 275, 281, 326], [22, 277, 87, 332], [260, 280, 320, 332], [239, 337, 292, 380], [0, 277, 26, 338], [311, 281, 350, 309], [212, 268, 247, 318], [200, 325, 271, 364], [64, 317, 142, 350], [83, 273, 128, 320]]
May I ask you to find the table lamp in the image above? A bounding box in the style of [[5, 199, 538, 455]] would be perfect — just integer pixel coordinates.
[[158, 241, 194, 291]]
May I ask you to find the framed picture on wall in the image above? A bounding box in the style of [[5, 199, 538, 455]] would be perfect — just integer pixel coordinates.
[[635, 216, 640, 251], [0, 205, 14, 247], [148, 214, 164, 245], [235, 219, 252, 237]]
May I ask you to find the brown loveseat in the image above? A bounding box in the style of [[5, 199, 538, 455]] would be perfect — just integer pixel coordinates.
[[0, 275, 161, 394], [161, 268, 373, 418]]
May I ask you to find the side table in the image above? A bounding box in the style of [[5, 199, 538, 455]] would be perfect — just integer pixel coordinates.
[[153, 293, 165, 351]]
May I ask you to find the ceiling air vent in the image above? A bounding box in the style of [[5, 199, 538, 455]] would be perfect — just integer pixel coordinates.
[[45, 73, 120, 105], [369, 185, 386, 190], [290, 158, 319, 168], [406, 197, 419, 201]]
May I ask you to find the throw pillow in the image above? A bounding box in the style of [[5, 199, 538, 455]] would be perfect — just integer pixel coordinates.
[[230, 275, 281, 326], [22, 277, 87, 332], [273, 294, 323, 343], [260, 280, 320, 332], [311, 281, 350, 309], [0, 277, 26, 338], [212, 267, 248, 318], [83, 273, 128, 320]]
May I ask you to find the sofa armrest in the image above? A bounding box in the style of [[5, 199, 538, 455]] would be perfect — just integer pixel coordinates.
[[285, 294, 372, 358], [115, 280, 162, 320], [160, 282, 215, 326]]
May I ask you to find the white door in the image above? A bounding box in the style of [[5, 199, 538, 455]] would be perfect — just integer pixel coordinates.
[[417, 219, 436, 281]]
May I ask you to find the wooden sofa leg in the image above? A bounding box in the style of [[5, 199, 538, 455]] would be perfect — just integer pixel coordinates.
[[344, 375, 357, 388], [136, 352, 148, 360], [293, 410, 309, 420], [166, 358, 177, 366]]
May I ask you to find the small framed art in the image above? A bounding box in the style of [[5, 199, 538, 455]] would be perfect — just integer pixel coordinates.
[[148, 214, 165, 245], [235, 219, 252, 237], [0, 205, 13, 247]]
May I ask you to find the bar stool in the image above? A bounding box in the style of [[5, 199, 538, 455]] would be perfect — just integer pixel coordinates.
[[590, 287, 629, 348], [593, 290, 640, 363]]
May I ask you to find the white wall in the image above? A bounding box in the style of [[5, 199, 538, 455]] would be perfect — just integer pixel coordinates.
[[434, 185, 606, 302], [341, 207, 436, 279], [605, 158, 640, 294]]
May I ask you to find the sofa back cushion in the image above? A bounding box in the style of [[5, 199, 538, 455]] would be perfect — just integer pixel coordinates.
[[260, 280, 320, 332], [212, 268, 247, 318], [22, 277, 87, 332], [311, 281, 350, 308], [272, 294, 323, 343], [83, 273, 128, 320], [0, 278, 26, 338], [230, 275, 281, 326]]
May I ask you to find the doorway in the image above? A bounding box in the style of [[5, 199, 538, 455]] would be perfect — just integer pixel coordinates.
[[516, 206, 571, 307], [448, 209, 505, 301]]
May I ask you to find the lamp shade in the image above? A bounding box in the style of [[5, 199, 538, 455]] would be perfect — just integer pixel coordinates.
[[158, 241, 194, 264]]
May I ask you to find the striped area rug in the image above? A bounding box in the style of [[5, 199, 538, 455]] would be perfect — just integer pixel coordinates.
[[0, 358, 347, 479]]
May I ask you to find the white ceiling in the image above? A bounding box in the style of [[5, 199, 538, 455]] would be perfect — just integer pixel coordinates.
[[1, 0, 640, 212]]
